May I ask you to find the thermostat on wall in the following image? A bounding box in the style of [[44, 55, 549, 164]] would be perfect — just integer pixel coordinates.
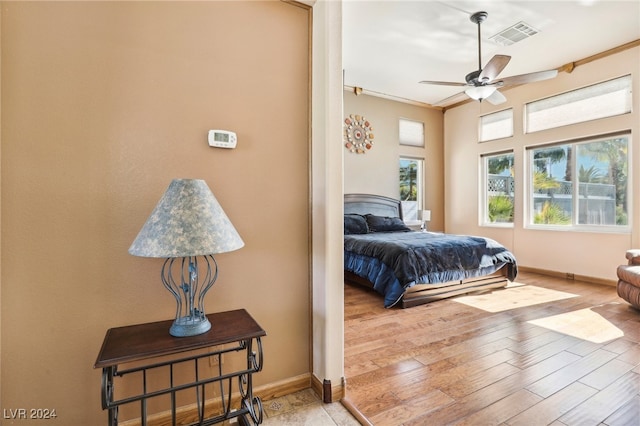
[[208, 130, 237, 149]]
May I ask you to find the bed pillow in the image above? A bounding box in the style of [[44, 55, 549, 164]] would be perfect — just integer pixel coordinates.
[[364, 214, 411, 232], [344, 214, 369, 235]]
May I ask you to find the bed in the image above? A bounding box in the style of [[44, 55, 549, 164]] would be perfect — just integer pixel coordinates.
[[344, 193, 517, 308]]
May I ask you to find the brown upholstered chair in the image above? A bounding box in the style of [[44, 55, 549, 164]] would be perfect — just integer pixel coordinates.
[[616, 249, 640, 309]]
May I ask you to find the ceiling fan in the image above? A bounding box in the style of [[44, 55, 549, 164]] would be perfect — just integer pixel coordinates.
[[419, 11, 558, 106]]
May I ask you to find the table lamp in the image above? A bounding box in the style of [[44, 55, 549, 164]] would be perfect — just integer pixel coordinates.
[[129, 179, 244, 337], [420, 210, 431, 231]]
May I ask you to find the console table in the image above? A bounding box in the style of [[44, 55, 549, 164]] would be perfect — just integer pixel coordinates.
[[94, 309, 266, 425]]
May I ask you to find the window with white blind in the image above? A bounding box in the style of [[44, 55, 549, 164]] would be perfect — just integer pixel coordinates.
[[525, 75, 632, 133], [399, 118, 424, 147], [479, 109, 513, 142]]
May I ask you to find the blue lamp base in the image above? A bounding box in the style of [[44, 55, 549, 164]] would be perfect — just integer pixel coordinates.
[[170, 315, 212, 337], [161, 255, 219, 338]]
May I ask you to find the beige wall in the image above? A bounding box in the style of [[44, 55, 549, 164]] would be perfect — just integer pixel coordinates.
[[1, 2, 310, 424], [343, 91, 445, 231], [444, 46, 640, 281]]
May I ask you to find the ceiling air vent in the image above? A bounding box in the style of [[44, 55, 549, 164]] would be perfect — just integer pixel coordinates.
[[489, 21, 538, 46]]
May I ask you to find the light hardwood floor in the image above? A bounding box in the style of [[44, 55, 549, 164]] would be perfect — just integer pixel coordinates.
[[344, 271, 640, 425]]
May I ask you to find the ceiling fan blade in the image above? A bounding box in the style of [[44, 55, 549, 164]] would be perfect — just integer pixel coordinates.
[[432, 91, 469, 107], [478, 55, 511, 82], [419, 80, 467, 87], [497, 69, 558, 87], [485, 89, 507, 105]]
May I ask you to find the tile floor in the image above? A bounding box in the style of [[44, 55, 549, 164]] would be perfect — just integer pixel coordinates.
[[259, 389, 360, 425]]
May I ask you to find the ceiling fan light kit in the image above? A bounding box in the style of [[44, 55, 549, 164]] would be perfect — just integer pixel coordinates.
[[420, 11, 558, 106], [465, 85, 497, 101]]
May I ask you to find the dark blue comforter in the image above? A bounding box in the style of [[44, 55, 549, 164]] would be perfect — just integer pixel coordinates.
[[344, 231, 517, 308]]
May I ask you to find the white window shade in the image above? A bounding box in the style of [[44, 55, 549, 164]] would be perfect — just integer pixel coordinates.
[[525, 75, 632, 133], [399, 118, 424, 147], [479, 109, 513, 142]]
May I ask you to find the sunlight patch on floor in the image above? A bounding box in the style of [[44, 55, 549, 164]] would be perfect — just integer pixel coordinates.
[[453, 283, 578, 313], [527, 307, 624, 343]]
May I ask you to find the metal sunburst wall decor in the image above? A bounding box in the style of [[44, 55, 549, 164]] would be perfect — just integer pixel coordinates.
[[344, 114, 374, 154]]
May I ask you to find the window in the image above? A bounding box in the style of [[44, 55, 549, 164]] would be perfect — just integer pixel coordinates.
[[399, 157, 424, 221], [525, 75, 632, 133], [399, 118, 424, 147], [482, 152, 515, 225], [528, 133, 629, 229], [479, 109, 513, 142]]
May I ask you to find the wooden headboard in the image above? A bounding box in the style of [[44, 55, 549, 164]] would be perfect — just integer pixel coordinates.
[[344, 193, 403, 219]]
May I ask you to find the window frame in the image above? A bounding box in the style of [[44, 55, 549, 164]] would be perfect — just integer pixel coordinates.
[[481, 151, 515, 227], [525, 132, 631, 233], [399, 156, 425, 222]]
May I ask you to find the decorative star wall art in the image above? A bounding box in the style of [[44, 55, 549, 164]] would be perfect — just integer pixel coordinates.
[[344, 114, 374, 154]]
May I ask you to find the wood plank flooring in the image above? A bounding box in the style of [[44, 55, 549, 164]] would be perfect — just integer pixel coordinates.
[[344, 271, 640, 426]]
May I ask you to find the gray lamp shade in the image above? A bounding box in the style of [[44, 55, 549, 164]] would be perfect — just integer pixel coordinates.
[[129, 179, 244, 258]]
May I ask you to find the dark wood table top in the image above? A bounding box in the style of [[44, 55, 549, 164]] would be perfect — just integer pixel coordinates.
[[94, 309, 265, 369]]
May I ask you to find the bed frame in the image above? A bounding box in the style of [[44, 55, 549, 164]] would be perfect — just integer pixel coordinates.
[[344, 193, 510, 308]]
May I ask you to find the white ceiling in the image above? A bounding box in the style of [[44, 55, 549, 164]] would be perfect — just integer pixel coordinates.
[[342, 0, 640, 107]]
